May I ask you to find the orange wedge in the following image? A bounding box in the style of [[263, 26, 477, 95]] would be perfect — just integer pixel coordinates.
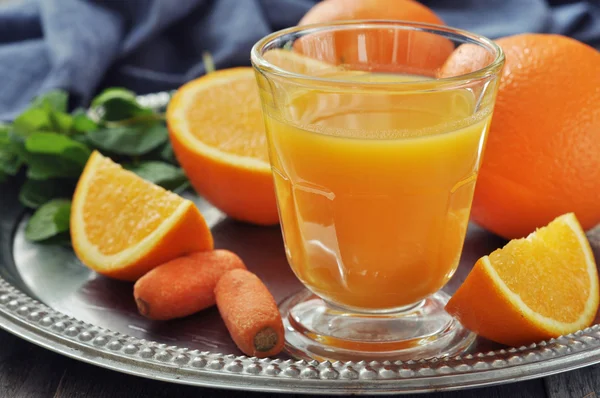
[[71, 151, 213, 281], [446, 213, 599, 346]]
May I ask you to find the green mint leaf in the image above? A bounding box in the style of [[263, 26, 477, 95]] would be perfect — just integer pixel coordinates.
[[171, 181, 190, 194], [0, 124, 9, 144], [71, 109, 99, 132], [6, 129, 27, 156], [1, 130, 24, 175], [31, 90, 68, 113], [13, 108, 52, 134], [86, 124, 168, 156], [123, 161, 189, 192], [92, 87, 137, 106], [91, 88, 151, 122], [10, 131, 83, 180], [159, 142, 178, 165], [25, 199, 71, 242], [18, 90, 72, 134], [39, 231, 71, 246], [49, 111, 73, 134], [25, 132, 91, 166], [26, 158, 83, 180], [142, 141, 179, 165], [19, 178, 76, 209], [0, 149, 22, 176], [70, 132, 92, 148], [20, 134, 86, 179]]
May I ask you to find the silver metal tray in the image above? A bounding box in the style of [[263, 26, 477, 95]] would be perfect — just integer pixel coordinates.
[[1, 94, 600, 395]]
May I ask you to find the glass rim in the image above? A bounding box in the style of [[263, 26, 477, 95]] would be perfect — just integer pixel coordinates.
[[250, 20, 505, 90]]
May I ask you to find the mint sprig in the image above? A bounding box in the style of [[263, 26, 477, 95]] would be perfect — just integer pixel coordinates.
[[1, 88, 187, 245]]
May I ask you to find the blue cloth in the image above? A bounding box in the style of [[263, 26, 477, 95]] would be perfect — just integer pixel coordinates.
[[0, 0, 598, 121]]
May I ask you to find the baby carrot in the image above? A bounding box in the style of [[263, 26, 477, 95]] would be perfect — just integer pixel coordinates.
[[134, 250, 246, 320], [215, 269, 284, 358]]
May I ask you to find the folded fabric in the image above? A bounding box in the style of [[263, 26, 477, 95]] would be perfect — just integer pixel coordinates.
[[0, 0, 598, 121]]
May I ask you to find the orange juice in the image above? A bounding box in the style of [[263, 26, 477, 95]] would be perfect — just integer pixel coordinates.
[[263, 73, 492, 310]]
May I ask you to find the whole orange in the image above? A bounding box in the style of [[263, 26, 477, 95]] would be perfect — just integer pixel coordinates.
[[299, 0, 442, 26], [440, 34, 600, 239], [298, 0, 451, 75]]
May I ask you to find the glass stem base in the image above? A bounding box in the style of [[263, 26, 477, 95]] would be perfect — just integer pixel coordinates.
[[280, 289, 475, 362]]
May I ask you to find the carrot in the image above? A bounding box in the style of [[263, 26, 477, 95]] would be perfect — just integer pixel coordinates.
[[133, 250, 246, 320], [215, 269, 284, 358]]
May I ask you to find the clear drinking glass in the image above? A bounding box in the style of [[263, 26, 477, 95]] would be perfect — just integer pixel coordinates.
[[251, 21, 504, 361]]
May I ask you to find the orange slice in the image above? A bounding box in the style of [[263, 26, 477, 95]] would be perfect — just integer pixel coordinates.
[[71, 151, 213, 281], [446, 213, 599, 346]]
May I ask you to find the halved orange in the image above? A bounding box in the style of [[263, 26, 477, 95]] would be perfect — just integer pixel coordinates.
[[167, 47, 348, 226], [446, 213, 599, 346], [167, 67, 277, 225], [71, 151, 213, 281], [167, 54, 361, 225]]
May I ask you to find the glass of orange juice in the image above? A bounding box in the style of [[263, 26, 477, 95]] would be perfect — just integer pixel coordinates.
[[251, 21, 504, 361]]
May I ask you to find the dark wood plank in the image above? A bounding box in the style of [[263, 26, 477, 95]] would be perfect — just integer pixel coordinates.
[[51, 357, 549, 398], [545, 364, 600, 398], [0, 328, 550, 398], [53, 358, 547, 398], [402, 379, 546, 398], [52, 358, 258, 398], [0, 329, 65, 398]]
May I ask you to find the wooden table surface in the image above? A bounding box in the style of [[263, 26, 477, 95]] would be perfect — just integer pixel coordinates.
[[0, 329, 596, 398]]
